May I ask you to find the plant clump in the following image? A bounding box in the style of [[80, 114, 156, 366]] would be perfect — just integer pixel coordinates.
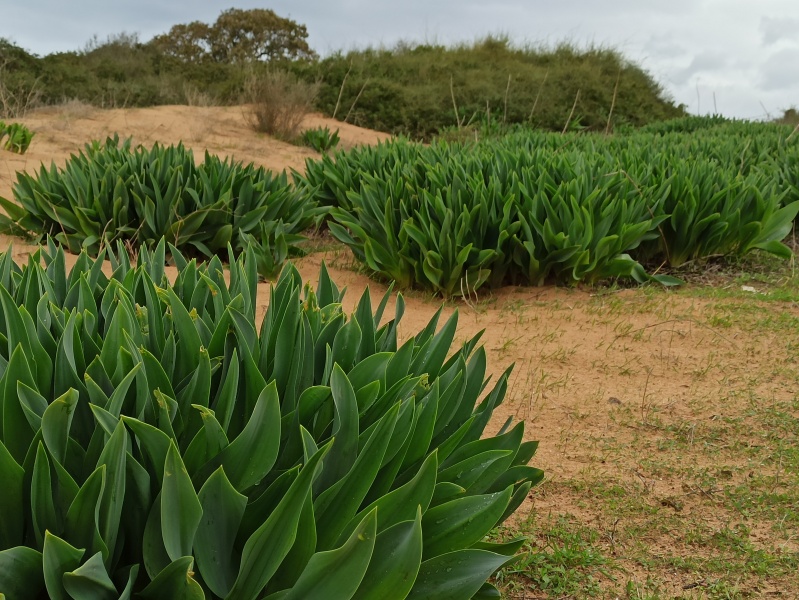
[[299, 123, 799, 295], [0, 135, 325, 278], [0, 238, 542, 599], [0, 120, 34, 153]]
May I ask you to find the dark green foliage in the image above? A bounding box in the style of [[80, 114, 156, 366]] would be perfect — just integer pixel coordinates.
[[0, 239, 541, 598], [296, 37, 685, 139], [0, 135, 325, 276], [2, 33, 682, 140], [0, 120, 34, 153], [300, 124, 799, 294]]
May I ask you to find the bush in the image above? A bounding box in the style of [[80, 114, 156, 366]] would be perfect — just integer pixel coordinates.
[[245, 70, 320, 140], [296, 37, 685, 139], [0, 135, 325, 277], [0, 239, 542, 598]]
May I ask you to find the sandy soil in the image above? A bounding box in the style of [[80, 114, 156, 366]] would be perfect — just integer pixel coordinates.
[[1, 105, 797, 598]]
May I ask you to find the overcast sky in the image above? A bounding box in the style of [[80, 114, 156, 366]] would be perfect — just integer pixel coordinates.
[[2, 0, 798, 119]]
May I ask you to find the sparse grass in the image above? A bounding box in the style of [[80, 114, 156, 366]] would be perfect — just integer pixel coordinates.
[[495, 515, 614, 598]]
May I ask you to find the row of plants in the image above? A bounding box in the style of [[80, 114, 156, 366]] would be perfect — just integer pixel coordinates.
[[0, 238, 541, 598], [0, 135, 325, 278], [300, 123, 799, 295], [0, 120, 34, 154], [1, 120, 797, 295]]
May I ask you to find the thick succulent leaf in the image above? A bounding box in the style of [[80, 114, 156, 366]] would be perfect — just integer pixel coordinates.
[[315, 365, 360, 493], [64, 465, 108, 561], [161, 441, 203, 561], [351, 508, 423, 600], [406, 549, 514, 600], [314, 402, 398, 550], [0, 547, 45, 597], [138, 556, 205, 600], [62, 551, 118, 600], [0, 440, 24, 548], [280, 508, 377, 600], [96, 419, 127, 558], [421, 487, 513, 559], [195, 467, 247, 598], [43, 531, 85, 600], [196, 381, 280, 492], [31, 442, 59, 547], [226, 442, 330, 600]]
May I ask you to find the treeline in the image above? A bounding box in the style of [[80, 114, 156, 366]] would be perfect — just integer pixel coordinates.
[[297, 37, 685, 138], [0, 9, 686, 136]]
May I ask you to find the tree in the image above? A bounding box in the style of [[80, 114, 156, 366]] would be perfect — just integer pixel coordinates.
[[149, 8, 316, 64], [210, 8, 316, 63], [151, 22, 212, 63]]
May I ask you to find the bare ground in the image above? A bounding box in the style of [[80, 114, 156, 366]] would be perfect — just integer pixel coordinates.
[[1, 105, 797, 599]]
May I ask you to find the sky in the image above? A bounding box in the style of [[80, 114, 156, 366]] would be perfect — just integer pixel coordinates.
[[2, 0, 798, 120]]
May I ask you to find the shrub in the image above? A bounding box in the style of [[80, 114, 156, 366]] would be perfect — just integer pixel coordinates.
[[245, 70, 320, 141], [0, 135, 325, 277], [297, 38, 685, 139], [0, 239, 542, 598]]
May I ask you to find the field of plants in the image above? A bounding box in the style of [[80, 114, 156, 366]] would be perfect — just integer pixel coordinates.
[[3, 116, 798, 295], [0, 107, 798, 599]]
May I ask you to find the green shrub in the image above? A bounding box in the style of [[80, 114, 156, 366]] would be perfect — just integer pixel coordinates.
[[0, 120, 34, 153], [301, 126, 341, 153], [296, 37, 685, 139], [0, 238, 541, 598], [0, 135, 325, 278]]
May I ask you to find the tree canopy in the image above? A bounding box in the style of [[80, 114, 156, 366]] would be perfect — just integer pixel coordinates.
[[151, 8, 316, 64]]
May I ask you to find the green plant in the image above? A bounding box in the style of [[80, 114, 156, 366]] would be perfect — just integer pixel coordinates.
[[301, 126, 340, 153], [0, 135, 325, 272], [301, 124, 799, 295], [0, 238, 542, 598], [0, 120, 34, 153]]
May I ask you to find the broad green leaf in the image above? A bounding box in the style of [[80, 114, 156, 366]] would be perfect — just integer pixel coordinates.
[[96, 420, 127, 559], [138, 557, 205, 600], [0, 547, 44, 597], [64, 465, 108, 561], [0, 440, 24, 548], [421, 487, 513, 559], [31, 442, 58, 547], [62, 551, 117, 600], [281, 508, 377, 600], [162, 442, 203, 561], [227, 442, 330, 600], [351, 508, 423, 600], [195, 467, 247, 598], [43, 531, 85, 600], [197, 381, 280, 492], [41, 389, 79, 465], [406, 549, 513, 600]]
